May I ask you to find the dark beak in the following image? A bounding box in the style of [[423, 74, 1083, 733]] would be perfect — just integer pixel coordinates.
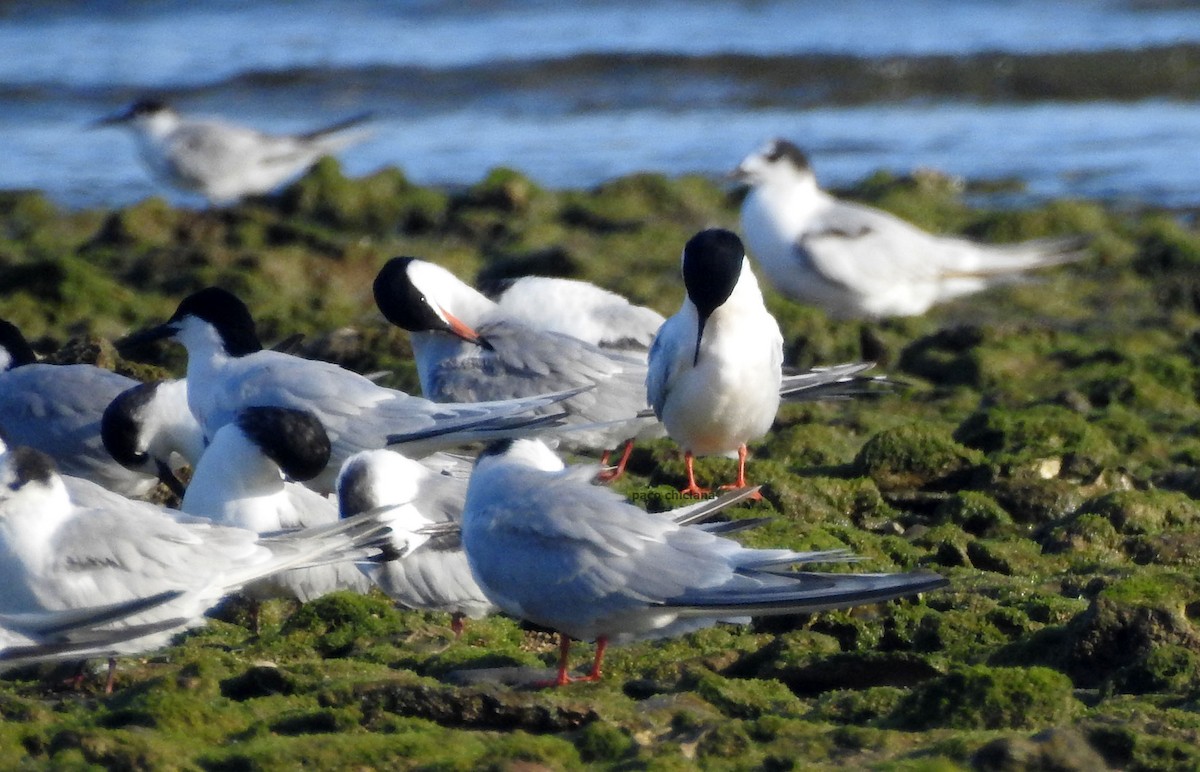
[[116, 322, 179, 353], [692, 317, 707, 367], [91, 107, 133, 129]]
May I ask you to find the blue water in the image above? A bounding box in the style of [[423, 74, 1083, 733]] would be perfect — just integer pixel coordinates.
[[3, 0, 1200, 209]]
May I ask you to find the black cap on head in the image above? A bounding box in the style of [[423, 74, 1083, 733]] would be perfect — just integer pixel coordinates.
[[235, 406, 331, 482], [373, 257, 451, 334], [101, 380, 161, 469], [0, 319, 38, 369], [169, 287, 263, 357], [128, 98, 169, 116], [765, 139, 810, 171], [683, 229, 745, 320]]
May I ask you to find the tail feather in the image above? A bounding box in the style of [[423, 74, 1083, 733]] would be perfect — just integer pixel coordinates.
[[300, 111, 375, 142], [0, 591, 185, 638], [780, 361, 900, 402], [953, 234, 1091, 277], [669, 570, 947, 616]]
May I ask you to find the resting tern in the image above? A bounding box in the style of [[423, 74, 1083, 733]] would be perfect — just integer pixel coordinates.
[[461, 439, 948, 686], [119, 286, 577, 493], [0, 445, 390, 690], [0, 319, 170, 497], [373, 257, 658, 480], [734, 138, 1089, 319], [180, 405, 373, 602], [95, 99, 374, 205], [337, 448, 494, 633], [647, 229, 782, 496]]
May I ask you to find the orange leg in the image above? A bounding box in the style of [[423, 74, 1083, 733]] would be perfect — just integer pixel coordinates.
[[537, 635, 609, 687], [718, 444, 762, 500], [451, 612, 465, 639], [596, 440, 635, 483], [103, 657, 118, 695], [678, 451, 711, 497]]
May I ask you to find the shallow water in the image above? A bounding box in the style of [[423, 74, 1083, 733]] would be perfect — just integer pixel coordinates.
[[3, 0, 1200, 209]]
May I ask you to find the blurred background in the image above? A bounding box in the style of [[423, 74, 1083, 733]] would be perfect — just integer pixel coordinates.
[[3, 0, 1200, 211]]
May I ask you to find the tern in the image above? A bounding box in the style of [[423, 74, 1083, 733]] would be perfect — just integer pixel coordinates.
[[0, 319, 170, 497], [373, 257, 657, 480], [96, 99, 374, 205], [460, 439, 948, 686], [337, 448, 494, 634], [647, 229, 783, 496], [119, 286, 578, 494], [734, 138, 1089, 319], [180, 406, 374, 603], [0, 445, 390, 691]]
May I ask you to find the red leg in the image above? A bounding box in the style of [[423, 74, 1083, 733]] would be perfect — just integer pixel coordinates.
[[719, 444, 762, 500], [103, 657, 117, 695], [582, 637, 608, 682], [596, 440, 635, 483], [450, 612, 465, 639], [678, 451, 710, 497]]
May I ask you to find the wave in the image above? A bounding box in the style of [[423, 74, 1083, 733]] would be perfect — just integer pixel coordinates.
[[5, 44, 1200, 118]]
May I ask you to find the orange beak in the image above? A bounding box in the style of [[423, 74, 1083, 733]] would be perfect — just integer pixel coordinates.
[[441, 308, 484, 345]]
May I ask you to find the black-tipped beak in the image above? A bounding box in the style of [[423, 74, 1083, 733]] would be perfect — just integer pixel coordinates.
[[116, 322, 179, 352], [92, 107, 133, 129], [156, 460, 187, 499]]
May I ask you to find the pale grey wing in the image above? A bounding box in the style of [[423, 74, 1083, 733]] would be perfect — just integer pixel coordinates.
[[0, 366, 148, 491], [645, 315, 688, 420], [365, 545, 494, 618], [42, 509, 264, 608], [430, 320, 649, 424], [166, 122, 297, 182], [464, 468, 752, 633], [799, 199, 957, 292], [0, 616, 190, 669], [279, 483, 338, 529]]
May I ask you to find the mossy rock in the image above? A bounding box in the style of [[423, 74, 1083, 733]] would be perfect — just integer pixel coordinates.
[[889, 665, 1080, 731], [280, 158, 447, 235], [688, 671, 807, 719], [955, 403, 1119, 479], [933, 491, 1015, 537], [898, 325, 987, 387], [1108, 644, 1200, 695], [808, 686, 906, 725], [1074, 489, 1200, 536], [853, 422, 983, 492], [972, 727, 1110, 772]]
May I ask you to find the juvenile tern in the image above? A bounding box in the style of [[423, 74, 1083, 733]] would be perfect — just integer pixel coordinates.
[[119, 286, 578, 493], [647, 229, 782, 496], [734, 138, 1089, 318], [0, 319, 165, 497], [373, 257, 658, 480], [461, 439, 948, 686], [96, 99, 374, 205], [0, 445, 390, 690]]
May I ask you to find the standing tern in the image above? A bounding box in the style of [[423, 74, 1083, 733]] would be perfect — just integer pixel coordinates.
[[373, 257, 658, 480], [0, 319, 166, 497], [647, 229, 782, 496], [180, 405, 373, 602], [491, 276, 665, 351], [95, 99, 374, 205], [0, 445, 390, 691], [118, 286, 579, 494], [461, 439, 948, 686], [734, 138, 1089, 319]]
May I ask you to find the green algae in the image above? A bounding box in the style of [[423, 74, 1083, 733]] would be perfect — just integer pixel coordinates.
[[5, 160, 1200, 768]]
